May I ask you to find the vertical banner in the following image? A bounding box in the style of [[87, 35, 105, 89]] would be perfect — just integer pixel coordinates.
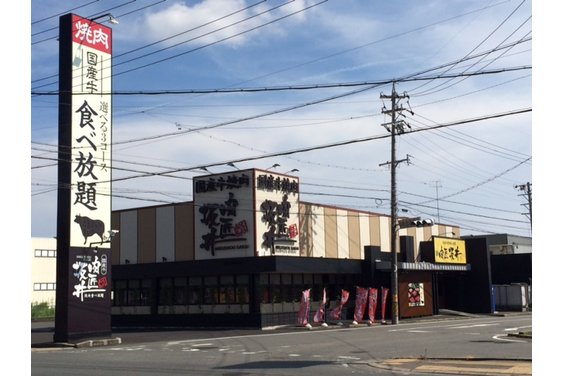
[[296, 288, 311, 326], [381, 287, 390, 324], [330, 289, 350, 321], [353, 286, 368, 323], [55, 13, 113, 343], [313, 288, 327, 323], [367, 287, 378, 324]]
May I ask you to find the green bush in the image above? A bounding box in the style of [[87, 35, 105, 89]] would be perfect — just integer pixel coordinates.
[[31, 302, 55, 320]]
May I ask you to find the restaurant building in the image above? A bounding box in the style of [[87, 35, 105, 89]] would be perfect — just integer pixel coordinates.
[[110, 169, 492, 328]]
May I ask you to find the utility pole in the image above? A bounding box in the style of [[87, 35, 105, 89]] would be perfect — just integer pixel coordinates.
[[515, 182, 532, 230], [380, 82, 412, 325], [428, 180, 442, 224]]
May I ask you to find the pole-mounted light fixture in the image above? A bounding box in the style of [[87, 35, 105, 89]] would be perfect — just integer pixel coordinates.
[[90, 13, 119, 24]]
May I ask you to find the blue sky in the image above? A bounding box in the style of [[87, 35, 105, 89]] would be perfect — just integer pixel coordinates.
[[29, 0, 535, 238]]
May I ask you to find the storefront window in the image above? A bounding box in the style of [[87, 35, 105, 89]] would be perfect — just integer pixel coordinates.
[[236, 275, 249, 304], [203, 276, 218, 304], [113, 279, 127, 306], [113, 279, 151, 306], [294, 273, 305, 302], [270, 274, 281, 303], [127, 279, 140, 305], [188, 276, 202, 305], [173, 277, 187, 305], [259, 274, 269, 303], [158, 278, 173, 305], [281, 274, 293, 302], [139, 279, 151, 306], [312, 274, 323, 301]]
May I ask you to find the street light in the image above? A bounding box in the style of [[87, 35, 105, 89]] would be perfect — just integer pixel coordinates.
[[90, 13, 119, 24]]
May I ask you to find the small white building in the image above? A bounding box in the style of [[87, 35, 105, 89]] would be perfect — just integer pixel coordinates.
[[31, 237, 57, 307]]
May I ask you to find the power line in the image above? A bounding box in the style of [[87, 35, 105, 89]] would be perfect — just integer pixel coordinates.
[[31, 66, 530, 96], [31, 0, 100, 25], [102, 108, 532, 183]]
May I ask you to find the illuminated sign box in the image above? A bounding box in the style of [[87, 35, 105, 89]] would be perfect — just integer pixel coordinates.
[[193, 170, 300, 259], [432, 237, 467, 264]]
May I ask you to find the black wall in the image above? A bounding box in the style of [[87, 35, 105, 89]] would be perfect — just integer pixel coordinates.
[[462, 237, 494, 314], [490, 253, 532, 284]]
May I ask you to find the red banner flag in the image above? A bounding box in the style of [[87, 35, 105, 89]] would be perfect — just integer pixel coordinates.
[[313, 288, 327, 323], [296, 288, 311, 326], [329, 289, 349, 321], [353, 287, 368, 323], [367, 287, 378, 323], [381, 287, 389, 324]]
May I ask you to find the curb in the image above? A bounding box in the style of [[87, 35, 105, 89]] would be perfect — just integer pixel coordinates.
[[73, 337, 122, 348], [34, 337, 123, 350]]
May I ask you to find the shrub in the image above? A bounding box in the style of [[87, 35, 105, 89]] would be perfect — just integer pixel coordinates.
[[31, 302, 55, 320]]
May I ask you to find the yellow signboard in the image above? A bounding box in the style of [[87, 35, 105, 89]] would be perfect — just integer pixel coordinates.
[[433, 237, 467, 264]]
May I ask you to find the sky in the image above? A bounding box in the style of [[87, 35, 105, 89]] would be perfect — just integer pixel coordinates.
[[28, 0, 536, 240]]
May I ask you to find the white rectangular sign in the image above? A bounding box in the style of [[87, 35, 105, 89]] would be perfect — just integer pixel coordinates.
[[69, 15, 112, 248]]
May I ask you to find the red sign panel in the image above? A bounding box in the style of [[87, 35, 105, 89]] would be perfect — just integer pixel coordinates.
[[72, 14, 112, 54]]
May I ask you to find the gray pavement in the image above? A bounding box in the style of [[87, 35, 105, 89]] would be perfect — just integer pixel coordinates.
[[32, 312, 532, 375], [32, 310, 532, 349]]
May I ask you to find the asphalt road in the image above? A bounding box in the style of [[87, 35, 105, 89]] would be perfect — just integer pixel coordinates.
[[32, 312, 532, 376]]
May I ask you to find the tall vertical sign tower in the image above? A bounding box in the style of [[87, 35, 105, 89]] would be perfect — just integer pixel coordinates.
[[55, 13, 113, 342]]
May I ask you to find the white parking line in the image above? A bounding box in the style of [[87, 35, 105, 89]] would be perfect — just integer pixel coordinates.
[[493, 334, 526, 343]]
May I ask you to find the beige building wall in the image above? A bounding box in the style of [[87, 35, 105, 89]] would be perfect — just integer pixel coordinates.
[[31, 237, 57, 307], [324, 207, 338, 258], [336, 209, 350, 259], [298, 203, 459, 261], [138, 208, 156, 264], [379, 216, 391, 252], [109, 202, 460, 265], [359, 213, 371, 260], [299, 203, 325, 258], [175, 203, 194, 261], [347, 211, 361, 260], [156, 205, 175, 263]]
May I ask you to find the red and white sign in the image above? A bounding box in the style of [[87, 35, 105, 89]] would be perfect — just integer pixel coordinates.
[[329, 289, 349, 321], [296, 288, 311, 326], [69, 15, 113, 249], [353, 286, 368, 323], [367, 287, 378, 323], [72, 15, 112, 53], [313, 288, 327, 323]]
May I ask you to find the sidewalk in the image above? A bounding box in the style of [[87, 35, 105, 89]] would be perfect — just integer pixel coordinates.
[[369, 357, 531, 376]]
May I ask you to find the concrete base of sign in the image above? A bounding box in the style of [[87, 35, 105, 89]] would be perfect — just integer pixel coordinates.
[[70, 337, 122, 348]]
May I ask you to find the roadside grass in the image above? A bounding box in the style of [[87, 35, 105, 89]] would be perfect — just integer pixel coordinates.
[[31, 302, 55, 320]]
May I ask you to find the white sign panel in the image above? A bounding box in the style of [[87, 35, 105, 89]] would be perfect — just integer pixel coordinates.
[[69, 15, 112, 248], [193, 171, 255, 259], [255, 172, 300, 256]]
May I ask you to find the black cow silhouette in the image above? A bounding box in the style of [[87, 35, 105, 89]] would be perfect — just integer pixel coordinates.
[[74, 215, 105, 244]]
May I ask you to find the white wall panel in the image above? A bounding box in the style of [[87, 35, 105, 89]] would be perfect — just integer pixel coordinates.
[[311, 205, 325, 258], [359, 213, 370, 260], [379, 216, 390, 252], [336, 209, 349, 259]]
